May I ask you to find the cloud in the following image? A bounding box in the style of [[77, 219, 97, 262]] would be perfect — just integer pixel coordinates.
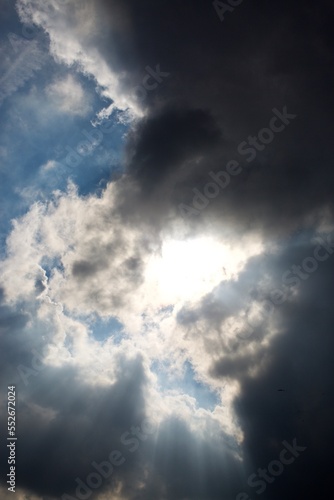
[[45, 74, 92, 116], [124, 107, 222, 191], [82, 0, 334, 240], [41, 159, 58, 171], [16, 0, 144, 118]]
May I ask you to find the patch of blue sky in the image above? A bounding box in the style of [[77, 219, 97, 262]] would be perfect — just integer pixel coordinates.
[[0, 52, 128, 248], [152, 359, 220, 411], [53, 108, 128, 197], [0, 1, 27, 41], [1, 88, 125, 168], [88, 315, 125, 344], [39, 255, 65, 281], [64, 310, 126, 345], [1, 65, 124, 165], [288, 227, 317, 247], [158, 305, 174, 315]]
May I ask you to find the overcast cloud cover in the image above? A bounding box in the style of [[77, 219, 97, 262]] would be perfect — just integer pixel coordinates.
[[0, 0, 334, 499]]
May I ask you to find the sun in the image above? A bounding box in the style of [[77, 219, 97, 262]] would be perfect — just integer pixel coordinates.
[[146, 236, 245, 304]]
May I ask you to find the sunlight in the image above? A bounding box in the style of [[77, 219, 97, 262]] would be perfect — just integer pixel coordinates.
[[147, 236, 247, 303]]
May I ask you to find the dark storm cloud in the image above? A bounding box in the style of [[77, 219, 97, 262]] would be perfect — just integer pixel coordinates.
[[0, 293, 153, 500], [0, 296, 35, 384], [94, 0, 334, 237], [125, 108, 222, 191], [16, 355, 149, 499], [0, 321, 151, 499], [205, 238, 334, 499]]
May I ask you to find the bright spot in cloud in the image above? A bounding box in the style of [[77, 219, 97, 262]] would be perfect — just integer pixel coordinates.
[[146, 236, 263, 304]]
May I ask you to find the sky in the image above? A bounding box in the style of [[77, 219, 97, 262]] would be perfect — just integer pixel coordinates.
[[0, 0, 334, 499]]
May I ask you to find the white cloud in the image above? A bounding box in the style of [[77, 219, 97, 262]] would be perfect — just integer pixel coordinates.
[[0, 176, 268, 443], [41, 159, 58, 171], [45, 74, 92, 117], [16, 0, 144, 118]]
